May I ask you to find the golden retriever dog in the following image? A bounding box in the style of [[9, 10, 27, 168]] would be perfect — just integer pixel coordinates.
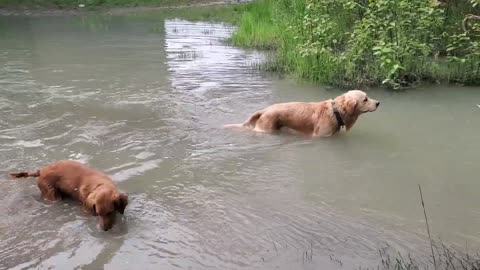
[[10, 160, 128, 231], [224, 90, 379, 137]]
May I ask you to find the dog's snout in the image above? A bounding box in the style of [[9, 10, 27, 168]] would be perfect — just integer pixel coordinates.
[[101, 223, 112, 231], [376, 101, 380, 107]]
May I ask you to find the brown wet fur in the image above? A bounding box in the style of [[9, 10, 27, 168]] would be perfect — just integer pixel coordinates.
[[224, 90, 380, 137], [10, 160, 128, 231]]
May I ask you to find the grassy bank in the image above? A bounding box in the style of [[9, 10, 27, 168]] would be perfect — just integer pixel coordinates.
[[229, 0, 277, 49], [231, 0, 480, 89]]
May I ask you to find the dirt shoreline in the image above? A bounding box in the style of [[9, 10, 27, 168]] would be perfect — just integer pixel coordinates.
[[0, 0, 246, 16]]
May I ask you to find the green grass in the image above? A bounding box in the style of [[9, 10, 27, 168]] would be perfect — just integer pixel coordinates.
[[229, 0, 278, 49], [230, 0, 480, 88]]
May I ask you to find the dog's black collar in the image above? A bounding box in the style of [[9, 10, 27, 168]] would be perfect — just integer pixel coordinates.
[[331, 101, 345, 128]]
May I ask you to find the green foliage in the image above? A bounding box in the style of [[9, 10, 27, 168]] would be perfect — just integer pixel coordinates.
[[344, 0, 444, 88], [228, 0, 278, 49], [232, 0, 480, 88], [231, 13, 274, 49]]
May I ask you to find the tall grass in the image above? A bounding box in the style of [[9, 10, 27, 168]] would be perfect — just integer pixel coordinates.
[[373, 241, 480, 270], [229, 0, 277, 49], [231, 0, 480, 88]]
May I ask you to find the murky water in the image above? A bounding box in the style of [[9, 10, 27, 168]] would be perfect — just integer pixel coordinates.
[[0, 14, 479, 270]]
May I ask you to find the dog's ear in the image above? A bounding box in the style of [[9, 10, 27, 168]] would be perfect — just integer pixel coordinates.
[[85, 193, 98, 216], [337, 94, 359, 131], [114, 193, 128, 215], [341, 95, 357, 116]]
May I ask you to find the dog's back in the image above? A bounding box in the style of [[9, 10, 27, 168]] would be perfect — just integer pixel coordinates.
[[42, 160, 115, 200], [12, 160, 115, 201]]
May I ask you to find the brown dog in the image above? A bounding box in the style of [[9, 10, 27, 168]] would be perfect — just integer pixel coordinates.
[[224, 90, 379, 137], [10, 160, 128, 231]]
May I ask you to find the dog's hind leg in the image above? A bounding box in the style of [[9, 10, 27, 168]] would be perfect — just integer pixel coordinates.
[[243, 110, 265, 128], [223, 109, 266, 129], [253, 113, 282, 133], [37, 177, 60, 201]]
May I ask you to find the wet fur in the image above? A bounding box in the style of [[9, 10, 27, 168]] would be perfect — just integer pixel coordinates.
[[10, 160, 128, 231], [224, 90, 379, 137]]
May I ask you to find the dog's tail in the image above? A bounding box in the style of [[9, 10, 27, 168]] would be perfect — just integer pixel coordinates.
[[10, 170, 40, 179], [223, 110, 265, 129]]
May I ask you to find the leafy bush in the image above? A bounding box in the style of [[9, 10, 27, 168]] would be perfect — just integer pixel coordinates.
[[232, 0, 480, 88]]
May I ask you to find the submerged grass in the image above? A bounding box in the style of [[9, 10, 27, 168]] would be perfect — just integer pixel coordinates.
[[370, 241, 480, 270], [373, 184, 480, 270]]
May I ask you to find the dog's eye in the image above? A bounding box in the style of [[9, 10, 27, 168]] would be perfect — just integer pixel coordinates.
[[363, 97, 368, 102]]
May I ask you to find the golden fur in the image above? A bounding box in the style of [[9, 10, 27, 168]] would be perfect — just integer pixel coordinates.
[[224, 90, 379, 137], [10, 160, 128, 231]]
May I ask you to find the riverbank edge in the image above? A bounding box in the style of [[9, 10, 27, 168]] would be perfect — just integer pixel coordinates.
[[229, 0, 480, 89], [0, 0, 244, 16]]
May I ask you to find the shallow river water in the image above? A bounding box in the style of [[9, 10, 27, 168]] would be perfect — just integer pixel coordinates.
[[0, 14, 479, 270]]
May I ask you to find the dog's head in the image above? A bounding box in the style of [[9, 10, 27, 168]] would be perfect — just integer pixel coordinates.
[[86, 188, 128, 231], [336, 90, 380, 130], [341, 90, 379, 114]]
